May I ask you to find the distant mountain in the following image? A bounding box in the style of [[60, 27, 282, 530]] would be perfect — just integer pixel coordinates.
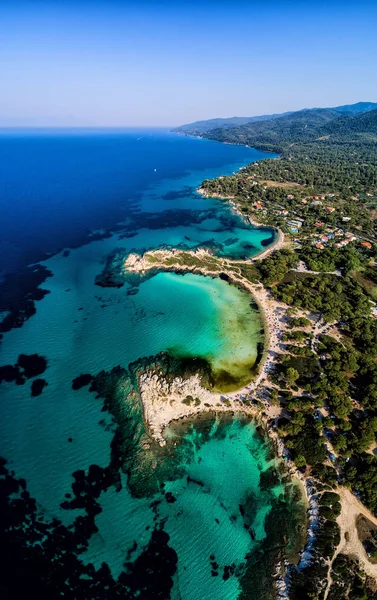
[[332, 101, 377, 115], [174, 102, 377, 138], [203, 108, 341, 150], [321, 108, 377, 136], [173, 112, 294, 135], [175, 103, 377, 154]]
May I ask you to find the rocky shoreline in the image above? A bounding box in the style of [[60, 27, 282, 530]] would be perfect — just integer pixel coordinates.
[[93, 187, 323, 598], [197, 185, 285, 250]]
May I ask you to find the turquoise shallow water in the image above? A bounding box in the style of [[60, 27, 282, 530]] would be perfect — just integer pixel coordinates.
[[0, 260, 262, 514], [161, 418, 284, 600], [80, 417, 290, 600], [0, 131, 302, 598]]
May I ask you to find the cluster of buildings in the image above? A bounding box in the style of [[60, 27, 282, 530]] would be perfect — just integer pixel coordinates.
[[314, 229, 357, 249], [248, 187, 376, 252], [304, 199, 336, 213], [287, 219, 304, 233]]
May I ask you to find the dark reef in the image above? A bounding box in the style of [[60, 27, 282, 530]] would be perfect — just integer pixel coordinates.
[[261, 233, 276, 247], [0, 264, 52, 340], [161, 186, 195, 201], [17, 353, 47, 378], [0, 457, 178, 600], [31, 378, 48, 397], [72, 373, 94, 390], [0, 353, 47, 387], [0, 364, 24, 385]]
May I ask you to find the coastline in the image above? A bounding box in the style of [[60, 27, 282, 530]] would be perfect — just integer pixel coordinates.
[[196, 185, 286, 259], [123, 247, 290, 412], [4, 128, 376, 599], [123, 245, 316, 580], [123, 178, 318, 593], [90, 146, 334, 598], [0, 131, 312, 600], [194, 155, 377, 594], [197, 182, 316, 539]]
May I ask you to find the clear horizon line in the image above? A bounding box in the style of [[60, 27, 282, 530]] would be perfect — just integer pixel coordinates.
[[0, 125, 177, 129]]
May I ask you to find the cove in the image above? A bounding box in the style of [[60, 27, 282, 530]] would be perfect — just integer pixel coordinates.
[[133, 271, 264, 390]]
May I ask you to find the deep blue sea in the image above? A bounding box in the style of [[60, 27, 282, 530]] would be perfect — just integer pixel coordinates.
[[0, 128, 272, 274], [0, 129, 303, 599]]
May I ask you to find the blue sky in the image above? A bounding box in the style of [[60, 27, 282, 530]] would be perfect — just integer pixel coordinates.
[[1, 0, 377, 126]]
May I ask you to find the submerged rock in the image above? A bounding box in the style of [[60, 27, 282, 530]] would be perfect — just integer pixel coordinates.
[[17, 353, 47, 379], [0, 353, 47, 387], [72, 373, 94, 390], [31, 378, 47, 397]]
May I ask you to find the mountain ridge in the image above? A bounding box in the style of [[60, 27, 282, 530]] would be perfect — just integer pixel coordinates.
[[176, 104, 377, 156], [173, 101, 377, 137]]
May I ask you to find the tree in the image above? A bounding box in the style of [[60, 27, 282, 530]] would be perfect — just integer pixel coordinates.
[[333, 434, 347, 452], [270, 388, 280, 406], [295, 454, 306, 468], [286, 367, 300, 386]]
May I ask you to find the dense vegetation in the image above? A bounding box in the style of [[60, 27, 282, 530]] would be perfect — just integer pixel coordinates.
[[253, 250, 377, 516], [273, 271, 370, 322], [199, 105, 377, 248], [203, 106, 377, 154], [206, 107, 342, 150], [175, 101, 377, 136], [255, 250, 377, 597]]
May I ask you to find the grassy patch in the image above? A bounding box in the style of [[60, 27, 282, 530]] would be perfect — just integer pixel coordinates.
[[259, 179, 305, 189], [351, 269, 377, 300], [146, 254, 158, 263], [239, 263, 260, 283], [282, 270, 316, 284]]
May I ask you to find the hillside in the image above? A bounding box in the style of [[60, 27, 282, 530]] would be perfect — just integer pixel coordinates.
[[173, 111, 293, 135], [192, 105, 377, 160], [332, 101, 377, 115], [321, 108, 377, 137], [174, 101, 377, 137], [204, 108, 342, 151]]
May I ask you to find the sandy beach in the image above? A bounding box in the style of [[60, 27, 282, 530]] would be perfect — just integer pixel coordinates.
[[124, 246, 377, 589], [119, 173, 288, 447], [123, 246, 290, 442]]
